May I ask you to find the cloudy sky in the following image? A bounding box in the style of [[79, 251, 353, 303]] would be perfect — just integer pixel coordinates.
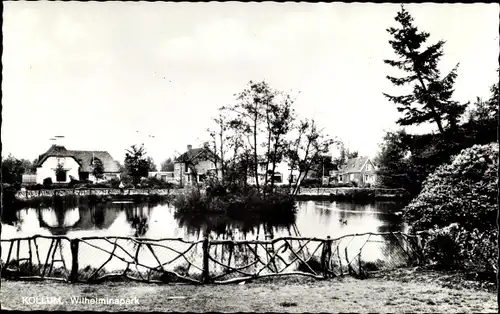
[[2, 2, 498, 166]]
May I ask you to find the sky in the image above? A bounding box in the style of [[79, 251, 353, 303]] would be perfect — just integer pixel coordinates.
[[2, 2, 499, 167]]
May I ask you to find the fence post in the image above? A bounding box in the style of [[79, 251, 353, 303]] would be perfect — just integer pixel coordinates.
[[202, 237, 210, 284], [69, 239, 80, 282], [320, 236, 332, 278]]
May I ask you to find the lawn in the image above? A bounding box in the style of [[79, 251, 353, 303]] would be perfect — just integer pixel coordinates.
[[1, 267, 497, 312]]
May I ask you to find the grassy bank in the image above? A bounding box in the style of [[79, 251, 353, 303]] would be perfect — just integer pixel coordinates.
[[1, 268, 497, 312]]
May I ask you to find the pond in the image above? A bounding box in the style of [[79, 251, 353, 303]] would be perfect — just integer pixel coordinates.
[[1, 200, 406, 239], [1, 200, 409, 277]]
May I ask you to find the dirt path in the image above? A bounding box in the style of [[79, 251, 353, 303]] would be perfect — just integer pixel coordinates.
[[1, 269, 497, 313]]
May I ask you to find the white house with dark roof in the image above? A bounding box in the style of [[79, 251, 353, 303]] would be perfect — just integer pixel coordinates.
[[34, 145, 121, 184]]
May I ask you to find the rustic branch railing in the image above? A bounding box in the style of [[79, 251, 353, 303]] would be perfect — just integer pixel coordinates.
[[1, 232, 426, 284]]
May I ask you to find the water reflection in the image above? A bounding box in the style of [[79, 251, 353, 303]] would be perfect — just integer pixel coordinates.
[[1, 200, 410, 274], [1, 200, 406, 241]]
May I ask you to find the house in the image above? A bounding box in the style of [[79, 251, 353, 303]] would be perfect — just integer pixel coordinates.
[[247, 161, 300, 186], [334, 156, 377, 185], [174, 143, 222, 186], [34, 145, 121, 184], [148, 171, 176, 183]]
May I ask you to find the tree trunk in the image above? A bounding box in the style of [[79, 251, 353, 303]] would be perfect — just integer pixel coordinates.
[[253, 115, 260, 194]]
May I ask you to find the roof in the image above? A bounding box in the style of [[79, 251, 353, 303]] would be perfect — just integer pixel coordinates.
[[36, 145, 121, 173], [174, 146, 219, 163], [340, 156, 370, 173]]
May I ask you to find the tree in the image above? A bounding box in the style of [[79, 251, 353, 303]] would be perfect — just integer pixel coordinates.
[[384, 5, 466, 134], [1, 155, 27, 185], [160, 157, 175, 172], [92, 158, 105, 180], [374, 130, 417, 192], [286, 119, 336, 195], [222, 81, 274, 193], [208, 111, 229, 178], [124, 144, 149, 185], [146, 156, 157, 172]]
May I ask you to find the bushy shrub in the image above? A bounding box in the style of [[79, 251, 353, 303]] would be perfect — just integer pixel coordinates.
[[301, 178, 322, 188], [42, 177, 53, 187], [108, 177, 121, 188], [421, 224, 463, 269], [139, 177, 174, 189], [405, 143, 498, 273], [405, 143, 498, 231], [26, 184, 44, 190], [297, 256, 324, 274]]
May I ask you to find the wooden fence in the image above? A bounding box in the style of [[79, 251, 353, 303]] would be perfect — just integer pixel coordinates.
[[1, 232, 426, 284], [14, 188, 175, 200]]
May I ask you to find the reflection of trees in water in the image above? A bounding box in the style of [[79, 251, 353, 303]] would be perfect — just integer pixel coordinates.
[[1, 206, 20, 226], [125, 204, 151, 238], [173, 209, 296, 242]]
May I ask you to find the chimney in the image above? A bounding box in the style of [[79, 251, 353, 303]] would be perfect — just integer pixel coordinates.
[[54, 135, 65, 148], [187, 144, 192, 151], [203, 141, 209, 148]]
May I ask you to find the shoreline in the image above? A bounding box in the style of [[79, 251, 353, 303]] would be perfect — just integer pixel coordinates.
[[10, 187, 411, 203]]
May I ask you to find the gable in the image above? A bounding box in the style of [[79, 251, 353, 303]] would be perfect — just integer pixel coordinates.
[[360, 158, 376, 172]]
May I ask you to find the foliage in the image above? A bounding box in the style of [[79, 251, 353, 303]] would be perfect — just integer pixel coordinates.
[[160, 158, 175, 172], [405, 143, 498, 273], [404, 143, 497, 231], [206, 81, 336, 196], [54, 163, 67, 182], [384, 5, 466, 133], [174, 183, 297, 233], [92, 158, 105, 180], [139, 177, 174, 189], [146, 156, 158, 172], [43, 177, 53, 187], [1, 155, 33, 185], [286, 119, 336, 195], [219, 81, 297, 194], [375, 130, 419, 194], [124, 144, 150, 185]]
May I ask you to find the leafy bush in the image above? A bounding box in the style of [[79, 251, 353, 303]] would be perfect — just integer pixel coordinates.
[[139, 177, 174, 189], [26, 184, 44, 190], [296, 256, 324, 274], [108, 177, 121, 188], [301, 178, 322, 188], [42, 177, 53, 187], [405, 143, 498, 273]]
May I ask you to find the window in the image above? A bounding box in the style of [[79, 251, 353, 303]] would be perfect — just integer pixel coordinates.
[[364, 174, 369, 182], [366, 163, 371, 171], [56, 170, 67, 182], [198, 174, 206, 182], [273, 174, 282, 183]]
